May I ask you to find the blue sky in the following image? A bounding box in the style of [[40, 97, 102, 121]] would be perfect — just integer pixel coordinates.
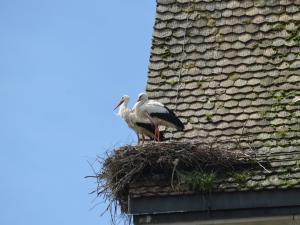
[[0, 1, 156, 224]]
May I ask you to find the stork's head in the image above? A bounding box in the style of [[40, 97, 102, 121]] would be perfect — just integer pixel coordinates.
[[114, 95, 130, 110], [136, 92, 148, 103]]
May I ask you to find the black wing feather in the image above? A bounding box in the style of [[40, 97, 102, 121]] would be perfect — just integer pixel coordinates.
[[150, 106, 184, 131]]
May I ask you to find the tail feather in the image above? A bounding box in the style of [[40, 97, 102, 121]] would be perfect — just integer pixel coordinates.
[[166, 107, 184, 131]]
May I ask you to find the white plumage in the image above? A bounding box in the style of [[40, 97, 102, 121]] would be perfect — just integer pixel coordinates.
[[134, 93, 184, 141], [114, 95, 159, 144]]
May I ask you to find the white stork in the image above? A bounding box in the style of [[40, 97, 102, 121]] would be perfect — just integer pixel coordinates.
[[134, 93, 184, 141], [114, 95, 163, 144]]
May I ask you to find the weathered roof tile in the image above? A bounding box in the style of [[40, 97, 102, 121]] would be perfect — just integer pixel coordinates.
[[141, 0, 300, 196]]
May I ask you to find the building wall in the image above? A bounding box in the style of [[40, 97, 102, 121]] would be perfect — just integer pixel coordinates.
[[136, 215, 300, 225]]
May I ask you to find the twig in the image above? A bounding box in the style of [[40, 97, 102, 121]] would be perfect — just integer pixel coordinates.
[[171, 158, 179, 189]]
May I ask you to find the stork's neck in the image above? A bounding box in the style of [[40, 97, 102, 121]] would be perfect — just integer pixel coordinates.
[[118, 100, 130, 119], [134, 98, 148, 118], [136, 98, 147, 109]]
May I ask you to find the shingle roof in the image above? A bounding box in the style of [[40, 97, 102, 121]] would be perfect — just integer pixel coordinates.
[[147, 0, 300, 151], [132, 0, 300, 196]]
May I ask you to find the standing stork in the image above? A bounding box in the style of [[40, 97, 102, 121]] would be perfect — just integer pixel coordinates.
[[114, 95, 163, 144], [134, 93, 184, 141]]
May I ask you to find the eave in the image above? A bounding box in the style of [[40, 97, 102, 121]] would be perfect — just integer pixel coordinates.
[[130, 189, 300, 225]]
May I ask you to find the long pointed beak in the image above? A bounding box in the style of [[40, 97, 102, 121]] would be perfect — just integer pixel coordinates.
[[113, 100, 124, 110]]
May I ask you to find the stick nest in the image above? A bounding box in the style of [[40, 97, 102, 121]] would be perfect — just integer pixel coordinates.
[[90, 140, 263, 212]]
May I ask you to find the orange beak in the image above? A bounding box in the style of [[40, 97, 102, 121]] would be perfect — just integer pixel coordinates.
[[113, 99, 124, 110]]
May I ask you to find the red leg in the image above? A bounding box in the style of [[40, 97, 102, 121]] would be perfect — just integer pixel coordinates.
[[157, 128, 161, 142]]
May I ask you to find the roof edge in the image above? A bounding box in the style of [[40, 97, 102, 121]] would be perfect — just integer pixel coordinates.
[[129, 188, 300, 215]]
